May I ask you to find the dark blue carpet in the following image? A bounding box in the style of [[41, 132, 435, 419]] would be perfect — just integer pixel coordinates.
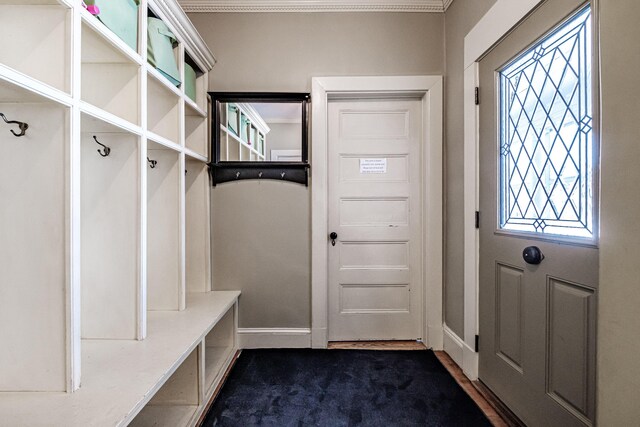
[[202, 349, 492, 426]]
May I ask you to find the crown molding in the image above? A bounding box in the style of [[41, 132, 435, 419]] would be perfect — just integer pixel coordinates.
[[179, 0, 453, 13]]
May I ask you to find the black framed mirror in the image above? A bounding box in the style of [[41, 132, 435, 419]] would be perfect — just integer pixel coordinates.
[[209, 92, 310, 186]]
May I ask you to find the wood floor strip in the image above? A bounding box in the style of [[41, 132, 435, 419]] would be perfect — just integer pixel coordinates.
[[328, 340, 427, 351], [472, 380, 526, 427], [196, 350, 242, 427], [433, 351, 511, 427]]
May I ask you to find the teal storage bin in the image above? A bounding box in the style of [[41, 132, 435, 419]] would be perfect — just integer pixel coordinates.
[[228, 105, 239, 135], [147, 17, 181, 87], [240, 114, 250, 143], [88, 0, 139, 51], [184, 63, 197, 103]]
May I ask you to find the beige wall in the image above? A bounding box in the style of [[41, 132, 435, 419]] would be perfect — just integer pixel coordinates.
[[191, 12, 444, 328], [211, 181, 311, 328], [266, 122, 300, 160], [597, 0, 640, 423], [443, 0, 496, 337], [189, 12, 444, 93]]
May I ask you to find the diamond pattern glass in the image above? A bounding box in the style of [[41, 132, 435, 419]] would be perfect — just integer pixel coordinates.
[[499, 6, 593, 238]]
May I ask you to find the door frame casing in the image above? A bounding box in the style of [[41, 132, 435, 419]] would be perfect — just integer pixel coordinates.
[[461, 0, 548, 381], [310, 76, 443, 349]]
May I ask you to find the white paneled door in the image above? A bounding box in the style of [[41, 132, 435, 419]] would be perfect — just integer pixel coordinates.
[[328, 98, 423, 341]]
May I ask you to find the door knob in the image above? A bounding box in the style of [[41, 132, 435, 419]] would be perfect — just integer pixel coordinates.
[[329, 232, 338, 246], [522, 246, 544, 265]]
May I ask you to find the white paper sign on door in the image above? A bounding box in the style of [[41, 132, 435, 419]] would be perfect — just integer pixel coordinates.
[[359, 158, 387, 174]]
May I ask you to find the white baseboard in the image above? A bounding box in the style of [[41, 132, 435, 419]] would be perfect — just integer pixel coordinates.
[[311, 327, 327, 349], [427, 324, 444, 351], [443, 324, 478, 380], [443, 326, 464, 365], [237, 328, 311, 349]]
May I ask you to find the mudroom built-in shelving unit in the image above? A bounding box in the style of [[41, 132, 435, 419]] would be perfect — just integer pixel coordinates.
[[0, 1, 238, 426], [219, 102, 269, 161]]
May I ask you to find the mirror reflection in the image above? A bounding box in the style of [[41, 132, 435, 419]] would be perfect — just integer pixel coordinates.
[[219, 102, 302, 162]]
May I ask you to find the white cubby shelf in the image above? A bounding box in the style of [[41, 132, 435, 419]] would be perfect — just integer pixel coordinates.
[[0, 1, 72, 95], [147, 142, 183, 311], [0, 84, 71, 392], [81, 116, 141, 340], [147, 70, 181, 144], [0, 1, 229, 426], [81, 21, 141, 126]]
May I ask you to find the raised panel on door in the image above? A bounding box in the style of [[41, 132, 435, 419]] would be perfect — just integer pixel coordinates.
[[339, 241, 409, 269], [547, 277, 596, 424], [340, 284, 411, 314], [339, 198, 409, 227], [495, 263, 525, 373], [339, 110, 410, 140], [339, 155, 409, 183]]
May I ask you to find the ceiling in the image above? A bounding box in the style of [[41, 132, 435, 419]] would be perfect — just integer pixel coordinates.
[[179, 0, 454, 13]]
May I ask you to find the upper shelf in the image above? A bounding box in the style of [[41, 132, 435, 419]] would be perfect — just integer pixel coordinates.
[[80, 8, 143, 66], [185, 95, 207, 118], [0, 72, 70, 105], [148, 65, 183, 99], [0, 1, 71, 94], [81, 21, 141, 127]]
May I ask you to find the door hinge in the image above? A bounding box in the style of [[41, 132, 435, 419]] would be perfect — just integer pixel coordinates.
[[475, 211, 480, 229], [475, 335, 479, 352], [475, 87, 480, 105]]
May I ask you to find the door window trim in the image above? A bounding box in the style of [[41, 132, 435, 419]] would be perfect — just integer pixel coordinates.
[[494, 4, 598, 245]]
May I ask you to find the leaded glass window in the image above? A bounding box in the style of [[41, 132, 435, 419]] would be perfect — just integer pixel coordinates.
[[499, 6, 593, 238]]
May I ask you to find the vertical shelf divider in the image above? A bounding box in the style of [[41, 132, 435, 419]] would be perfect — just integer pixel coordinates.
[[69, 0, 83, 393], [178, 42, 188, 311], [139, 0, 150, 340]]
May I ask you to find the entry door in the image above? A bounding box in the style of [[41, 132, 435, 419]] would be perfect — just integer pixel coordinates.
[[327, 98, 422, 341], [479, 2, 598, 426]]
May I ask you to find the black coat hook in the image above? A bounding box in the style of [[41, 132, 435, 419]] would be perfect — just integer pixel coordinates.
[[93, 136, 110, 157], [0, 113, 28, 137], [147, 157, 157, 168]]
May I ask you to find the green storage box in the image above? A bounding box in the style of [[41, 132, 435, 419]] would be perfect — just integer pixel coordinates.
[[228, 105, 239, 135], [250, 125, 257, 146], [184, 63, 197, 103], [240, 114, 250, 143], [147, 17, 181, 87], [88, 0, 139, 51], [257, 133, 265, 155]]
